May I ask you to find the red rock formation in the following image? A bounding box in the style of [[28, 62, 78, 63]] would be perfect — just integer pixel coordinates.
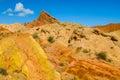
[[25, 11, 59, 28]]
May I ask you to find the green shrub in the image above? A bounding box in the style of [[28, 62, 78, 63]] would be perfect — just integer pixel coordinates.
[[96, 52, 107, 60], [77, 47, 82, 50], [83, 49, 89, 53], [0, 68, 8, 76], [17, 30, 21, 33], [68, 44, 72, 47], [62, 24, 66, 26], [59, 62, 65, 66], [107, 59, 112, 62], [72, 76, 78, 80], [32, 33, 39, 39], [48, 36, 54, 43], [66, 28, 70, 31], [76, 47, 82, 52]]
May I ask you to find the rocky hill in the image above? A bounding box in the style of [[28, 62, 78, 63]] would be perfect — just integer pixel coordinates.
[[0, 11, 120, 80], [25, 22, 120, 80], [24, 11, 59, 28]]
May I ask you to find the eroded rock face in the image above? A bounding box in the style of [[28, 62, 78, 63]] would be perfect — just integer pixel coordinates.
[[0, 34, 60, 80], [25, 11, 59, 28], [25, 22, 120, 80]]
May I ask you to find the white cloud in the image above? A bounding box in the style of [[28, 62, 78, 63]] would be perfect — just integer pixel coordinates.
[[2, 2, 34, 17], [7, 8, 13, 12], [15, 2, 24, 11], [2, 8, 13, 14], [22, 9, 34, 14], [8, 13, 14, 16], [18, 12, 25, 16], [14, 2, 34, 16]]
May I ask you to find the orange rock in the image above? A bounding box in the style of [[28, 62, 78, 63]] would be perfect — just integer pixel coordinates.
[[25, 11, 59, 28], [93, 23, 120, 32]]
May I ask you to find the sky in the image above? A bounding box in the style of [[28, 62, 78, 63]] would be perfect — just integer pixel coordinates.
[[0, 0, 120, 26]]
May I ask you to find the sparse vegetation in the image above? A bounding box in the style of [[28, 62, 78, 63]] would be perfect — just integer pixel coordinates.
[[96, 52, 107, 60], [0, 68, 8, 76], [32, 33, 39, 39], [48, 36, 54, 43], [76, 47, 82, 52], [107, 59, 112, 62], [66, 28, 70, 31], [72, 76, 78, 80], [77, 47, 82, 50], [17, 30, 21, 33], [68, 44, 72, 47], [96, 52, 112, 62], [59, 62, 65, 66], [83, 49, 89, 53], [62, 24, 66, 26]]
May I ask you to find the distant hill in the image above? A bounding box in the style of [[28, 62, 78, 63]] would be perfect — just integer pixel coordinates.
[[93, 23, 120, 32], [0, 23, 25, 32]]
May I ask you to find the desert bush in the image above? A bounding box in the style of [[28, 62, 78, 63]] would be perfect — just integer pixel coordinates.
[[96, 52, 107, 60], [48, 36, 54, 43], [77, 47, 82, 50], [107, 59, 112, 62], [0, 68, 8, 76], [17, 30, 21, 33], [76, 47, 82, 52], [59, 62, 65, 66], [62, 24, 66, 26], [66, 28, 70, 31], [83, 49, 89, 53], [68, 44, 72, 47], [32, 33, 39, 39], [72, 76, 78, 80]]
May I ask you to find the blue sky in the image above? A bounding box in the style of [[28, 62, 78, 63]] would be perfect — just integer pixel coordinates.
[[0, 0, 120, 26]]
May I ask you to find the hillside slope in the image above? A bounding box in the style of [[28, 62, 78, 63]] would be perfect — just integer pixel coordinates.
[[25, 22, 120, 80], [0, 34, 60, 80]]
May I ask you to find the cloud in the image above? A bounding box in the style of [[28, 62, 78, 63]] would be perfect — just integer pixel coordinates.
[[8, 13, 14, 16], [2, 8, 13, 14], [2, 2, 34, 17], [15, 2, 24, 11], [15, 2, 34, 16], [18, 12, 26, 16]]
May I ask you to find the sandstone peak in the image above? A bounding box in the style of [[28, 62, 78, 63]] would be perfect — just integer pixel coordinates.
[[38, 11, 52, 20], [37, 10, 58, 24], [25, 11, 59, 28]]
